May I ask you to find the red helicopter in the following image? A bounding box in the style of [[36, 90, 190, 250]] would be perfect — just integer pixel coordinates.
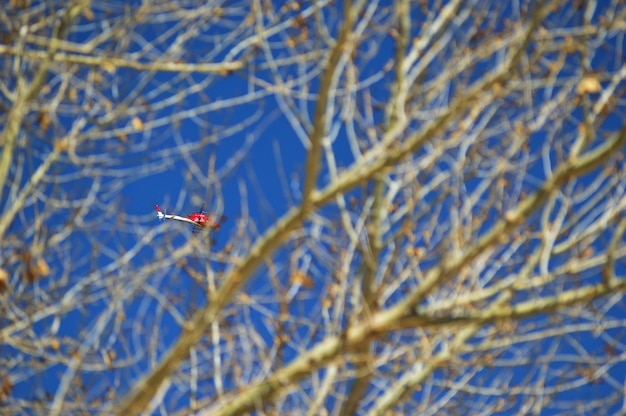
[[156, 203, 226, 231]]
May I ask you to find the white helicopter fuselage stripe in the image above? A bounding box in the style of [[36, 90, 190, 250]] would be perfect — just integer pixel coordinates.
[[163, 214, 200, 226]]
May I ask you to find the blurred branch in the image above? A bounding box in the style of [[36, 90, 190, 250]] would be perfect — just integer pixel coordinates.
[[0, 83, 25, 203], [378, 123, 626, 329], [605, 217, 626, 285], [398, 278, 626, 330], [0, 227, 192, 343], [0, 113, 87, 239], [25, 0, 90, 102], [368, 246, 544, 415], [115, 207, 304, 415], [369, 292, 514, 416], [313, 2, 548, 208], [116, 2, 374, 411], [302, 0, 364, 204], [4, 0, 626, 414], [0, 0, 89, 234], [341, 0, 412, 412], [0, 46, 244, 74], [200, 123, 626, 415], [118, 4, 589, 413]]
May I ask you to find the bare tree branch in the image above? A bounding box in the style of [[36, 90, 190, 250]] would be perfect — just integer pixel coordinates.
[[2, 1, 625, 415]]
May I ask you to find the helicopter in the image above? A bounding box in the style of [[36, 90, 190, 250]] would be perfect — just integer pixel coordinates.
[[155, 203, 226, 231]]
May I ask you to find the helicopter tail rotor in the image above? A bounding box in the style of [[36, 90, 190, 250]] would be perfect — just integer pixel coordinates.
[[156, 205, 165, 220]]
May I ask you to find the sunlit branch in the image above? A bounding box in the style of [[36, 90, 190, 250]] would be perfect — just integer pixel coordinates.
[[369, 292, 514, 416], [3, 0, 626, 414], [378, 123, 626, 325], [606, 217, 626, 284], [302, 0, 364, 204], [0, 46, 245, 74], [0, 120, 85, 240], [341, 0, 411, 413], [0, 0, 88, 203], [396, 277, 626, 330], [313, 3, 548, 208], [115, 207, 304, 415], [201, 124, 626, 415]]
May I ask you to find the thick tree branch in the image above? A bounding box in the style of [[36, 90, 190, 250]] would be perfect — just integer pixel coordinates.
[[313, 3, 547, 207], [302, 0, 364, 204], [396, 278, 626, 330], [115, 206, 304, 415], [117, 3, 367, 412], [367, 247, 546, 415], [5, 1, 625, 414], [373, 123, 626, 331], [369, 291, 514, 416], [341, 0, 412, 413], [0, 46, 244, 74], [0, 0, 89, 236]]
